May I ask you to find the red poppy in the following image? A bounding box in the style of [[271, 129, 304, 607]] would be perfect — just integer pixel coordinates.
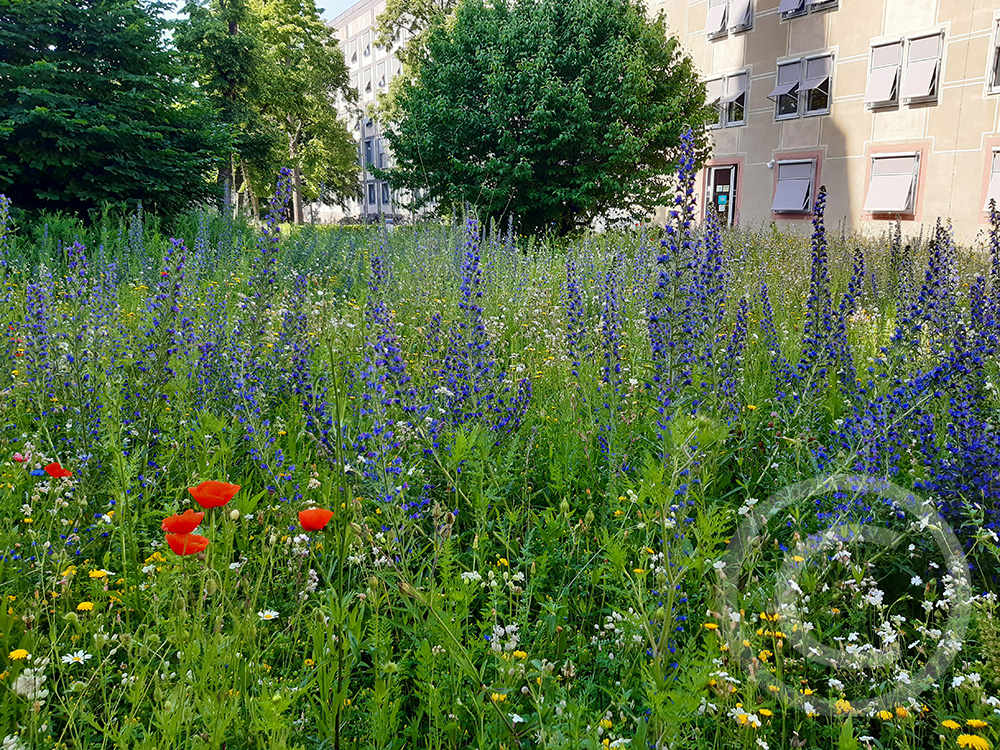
[[165, 533, 210, 556], [188, 481, 240, 509], [44, 462, 73, 478], [299, 508, 334, 531], [161, 509, 204, 534]]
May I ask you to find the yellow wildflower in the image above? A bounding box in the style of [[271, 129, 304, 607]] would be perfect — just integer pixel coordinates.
[[8, 649, 28, 660]]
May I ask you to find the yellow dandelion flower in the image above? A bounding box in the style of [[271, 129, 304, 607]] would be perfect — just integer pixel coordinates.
[[967, 720, 989, 729], [703, 623, 719, 630], [957, 734, 990, 750], [943, 720, 962, 730], [8, 649, 28, 660], [76, 601, 94, 611], [759, 709, 773, 717], [895, 706, 908, 719], [88, 569, 109, 579]]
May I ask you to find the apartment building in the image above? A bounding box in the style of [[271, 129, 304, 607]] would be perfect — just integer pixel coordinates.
[[329, 0, 411, 223], [651, 0, 1000, 240]]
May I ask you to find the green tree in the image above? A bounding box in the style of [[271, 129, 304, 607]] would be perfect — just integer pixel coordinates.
[[374, 0, 458, 66], [253, 0, 359, 223], [173, 0, 281, 213], [0, 0, 229, 218], [379, 0, 714, 235]]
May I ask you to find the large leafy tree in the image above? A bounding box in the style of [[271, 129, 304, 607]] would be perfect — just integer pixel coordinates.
[[173, 0, 279, 211], [379, 0, 714, 234], [0, 0, 229, 217], [253, 0, 359, 223], [176, 0, 359, 222]]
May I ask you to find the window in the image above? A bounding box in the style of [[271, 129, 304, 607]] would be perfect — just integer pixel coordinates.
[[900, 33, 942, 103], [801, 56, 832, 114], [984, 150, 1000, 210], [865, 41, 902, 108], [706, 0, 727, 38], [721, 72, 748, 125], [771, 160, 815, 213], [706, 0, 752, 38], [707, 72, 748, 127], [989, 20, 1000, 93], [779, 0, 836, 19], [368, 183, 376, 204], [770, 60, 802, 118], [382, 183, 391, 204], [363, 44, 371, 57], [364, 139, 374, 166], [864, 153, 920, 214], [706, 78, 724, 128], [770, 56, 832, 119], [730, 0, 753, 31]]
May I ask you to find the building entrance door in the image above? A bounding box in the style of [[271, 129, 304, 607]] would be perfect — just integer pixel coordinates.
[[707, 165, 737, 226]]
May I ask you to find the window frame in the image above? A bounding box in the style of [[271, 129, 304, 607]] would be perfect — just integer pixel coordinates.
[[801, 54, 833, 116], [707, 71, 749, 128], [772, 60, 803, 121], [989, 19, 1000, 94], [771, 159, 817, 215], [900, 32, 943, 105], [984, 148, 1000, 211], [706, 0, 728, 40], [863, 152, 920, 216], [729, 0, 753, 32], [865, 40, 903, 109], [779, 0, 836, 21], [722, 71, 749, 127]]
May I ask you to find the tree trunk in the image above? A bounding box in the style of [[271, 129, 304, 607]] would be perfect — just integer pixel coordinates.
[[288, 119, 304, 224]]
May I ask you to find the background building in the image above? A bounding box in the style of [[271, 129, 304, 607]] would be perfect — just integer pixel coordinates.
[[327, 0, 413, 223], [652, 0, 1000, 240]]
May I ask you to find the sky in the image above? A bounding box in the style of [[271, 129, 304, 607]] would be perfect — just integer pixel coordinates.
[[314, 0, 361, 21], [163, 1, 362, 23]]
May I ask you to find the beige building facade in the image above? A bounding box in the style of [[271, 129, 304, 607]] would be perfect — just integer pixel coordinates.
[[652, 0, 1000, 240], [327, 0, 414, 223]]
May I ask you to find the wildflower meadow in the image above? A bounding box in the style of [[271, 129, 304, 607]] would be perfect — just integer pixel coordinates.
[[0, 154, 999, 750]]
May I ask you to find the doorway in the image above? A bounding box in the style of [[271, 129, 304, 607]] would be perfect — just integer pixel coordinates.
[[707, 164, 738, 226]]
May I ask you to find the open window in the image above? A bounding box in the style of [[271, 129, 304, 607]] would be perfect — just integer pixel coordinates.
[[863, 153, 919, 214], [770, 61, 802, 119], [706, 0, 728, 38], [722, 72, 748, 126], [984, 150, 1000, 211], [865, 41, 902, 108], [706, 78, 724, 128], [729, 0, 753, 32], [990, 19, 1000, 93], [900, 33, 942, 103], [772, 160, 815, 213], [802, 55, 833, 115], [778, 0, 806, 19]]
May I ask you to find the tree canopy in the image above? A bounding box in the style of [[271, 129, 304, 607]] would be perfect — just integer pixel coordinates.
[[175, 0, 360, 222], [0, 0, 229, 218], [378, 0, 713, 235]]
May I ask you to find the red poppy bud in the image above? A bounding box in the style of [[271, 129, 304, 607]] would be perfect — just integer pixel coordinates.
[[165, 533, 210, 556], [162, 509, 204, 534], [298, 508, 334, 531], [44, 462, 73, 478], [188, 481, 240, 509]]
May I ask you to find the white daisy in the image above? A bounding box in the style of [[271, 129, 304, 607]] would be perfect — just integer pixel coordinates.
[[257, 609, 279, 621], [60, 650, 92, 665]]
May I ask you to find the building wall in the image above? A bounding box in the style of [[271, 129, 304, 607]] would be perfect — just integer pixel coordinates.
[[651, 0, 1000, 241]]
